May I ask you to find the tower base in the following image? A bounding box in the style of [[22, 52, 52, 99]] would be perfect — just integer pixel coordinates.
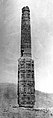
[[18, 57, 35, 108]]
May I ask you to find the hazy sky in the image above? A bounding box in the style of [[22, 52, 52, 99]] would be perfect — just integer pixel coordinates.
[[0, 0, 53, 93]]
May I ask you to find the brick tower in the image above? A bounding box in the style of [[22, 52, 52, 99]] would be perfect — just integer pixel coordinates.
[[18, 6, 35, 108]]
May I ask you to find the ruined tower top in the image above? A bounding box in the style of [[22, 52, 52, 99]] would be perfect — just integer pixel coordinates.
[[21, 6, 31, 57], [22, 6, 30, 13]]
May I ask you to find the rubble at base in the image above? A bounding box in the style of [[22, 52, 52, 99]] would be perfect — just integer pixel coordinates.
[[1, 106, 53, 118]]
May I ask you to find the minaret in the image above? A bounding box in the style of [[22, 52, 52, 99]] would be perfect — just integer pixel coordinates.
[[18, 6, 35, 108]]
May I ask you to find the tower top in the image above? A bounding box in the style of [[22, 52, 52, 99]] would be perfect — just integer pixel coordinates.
[[21, 6, 31, 57], [22, 6, 30, 13]]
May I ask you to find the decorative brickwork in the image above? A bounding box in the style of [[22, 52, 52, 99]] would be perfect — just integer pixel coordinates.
[[21, 6, 31, 57], [18, 6, 35, 108]]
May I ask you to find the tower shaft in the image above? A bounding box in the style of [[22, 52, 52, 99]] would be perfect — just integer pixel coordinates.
[[21, 6, 31, 57]]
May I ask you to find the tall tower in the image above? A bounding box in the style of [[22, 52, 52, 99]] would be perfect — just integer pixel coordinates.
[[18, 6, 35, 108]]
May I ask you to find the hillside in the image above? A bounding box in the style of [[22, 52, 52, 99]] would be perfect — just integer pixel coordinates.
[[0, 83, 53, 109], [35, 90, 53, 108]]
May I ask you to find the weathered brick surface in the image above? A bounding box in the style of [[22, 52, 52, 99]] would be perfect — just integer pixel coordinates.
[[18, 57, 35, 107], [21, 6, 31, 57]]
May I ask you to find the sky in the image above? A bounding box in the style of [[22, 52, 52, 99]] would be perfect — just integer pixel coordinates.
[[0, 0, 53, 93]]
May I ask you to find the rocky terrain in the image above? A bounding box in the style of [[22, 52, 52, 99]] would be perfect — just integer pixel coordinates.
[[0, 83, 53, 117]]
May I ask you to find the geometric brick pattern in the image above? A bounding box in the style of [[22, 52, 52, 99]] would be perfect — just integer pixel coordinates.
[[21, 6, 31, 57]]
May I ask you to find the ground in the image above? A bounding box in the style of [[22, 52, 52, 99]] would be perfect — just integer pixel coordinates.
[[0, 83, 53, 118], [0, 106, 53, 118]]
